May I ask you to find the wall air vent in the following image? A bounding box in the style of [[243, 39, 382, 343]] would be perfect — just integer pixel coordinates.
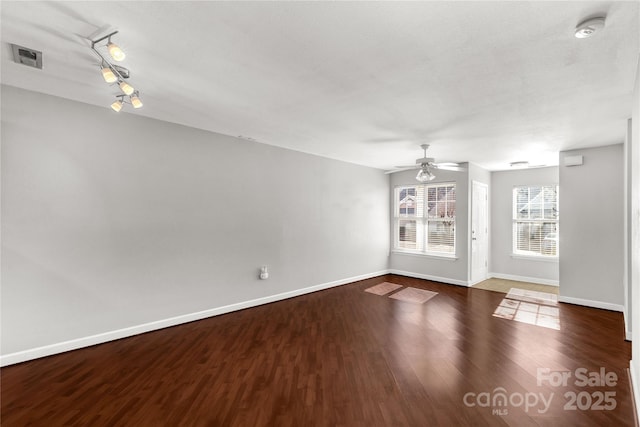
[[10, 44, 43, 69]]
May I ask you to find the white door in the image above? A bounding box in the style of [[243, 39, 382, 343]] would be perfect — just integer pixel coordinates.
[[471, 181, 489, 284]]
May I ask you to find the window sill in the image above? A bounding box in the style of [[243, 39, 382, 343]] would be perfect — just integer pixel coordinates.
[[391, 250, 458, 261], [510, 254, 559, 263]]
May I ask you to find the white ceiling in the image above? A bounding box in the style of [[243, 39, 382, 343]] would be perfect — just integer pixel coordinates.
[[2, 1, 638, 171]]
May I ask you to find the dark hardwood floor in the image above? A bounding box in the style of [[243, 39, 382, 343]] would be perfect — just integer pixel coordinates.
[[1, 274, 635, 426]]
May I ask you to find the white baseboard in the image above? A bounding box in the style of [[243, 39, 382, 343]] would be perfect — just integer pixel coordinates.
[[488, 272, 559, 287], [389, 269, 469, 287], [624, 309, 633, 341], [0, 270, 390, 367], [558, 295, 624, 313], [630, 362, 640, 426]]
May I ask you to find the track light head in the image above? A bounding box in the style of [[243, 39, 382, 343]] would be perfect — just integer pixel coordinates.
[[111, 99, 123, 112], [119, 81, 134, 95], [108, 41, 126, 61], [101, 66, 117, 83], [130, 92, 143, 108]]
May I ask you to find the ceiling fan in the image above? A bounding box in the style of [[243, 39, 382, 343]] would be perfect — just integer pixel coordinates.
[[385, 144, 466, 182]]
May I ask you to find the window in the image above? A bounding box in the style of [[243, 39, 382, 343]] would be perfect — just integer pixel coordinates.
[[513, 185, 559, 257], [394, 183, 456, 255]]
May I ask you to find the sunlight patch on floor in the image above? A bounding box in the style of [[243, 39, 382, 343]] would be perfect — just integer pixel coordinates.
[[493, 288, 560, 330]]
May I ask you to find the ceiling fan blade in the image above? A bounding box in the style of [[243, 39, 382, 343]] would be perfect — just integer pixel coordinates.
[[432, 164, 466, 172], [434, 162, 459, 167], [384, 166, 418, 174]]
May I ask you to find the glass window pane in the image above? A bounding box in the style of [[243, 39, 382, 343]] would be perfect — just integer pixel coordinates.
[[398, 186, 417, 217], [516, 222, 539, 254], [529, 187, 542, 200], [427, 187, 437, 202], [541, 223, 558, 256], [543, 186, 556, 200], [446, 200, 456, 219], [516, 187, 529, 203], [517, 203, 529, 219], [530, 203, 543, 219], [543, 206, 555, 220], [427, 185, 455, 219], [398, 219, 417, 250], [515, 221, 558, 256], [427, 201, 436, 217], [543, 187, 558, 219], [427, 220, 455, 253], [429, 201, 442, 219]]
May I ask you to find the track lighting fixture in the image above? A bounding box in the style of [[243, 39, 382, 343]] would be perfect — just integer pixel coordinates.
[[90, 30, 143, 112]]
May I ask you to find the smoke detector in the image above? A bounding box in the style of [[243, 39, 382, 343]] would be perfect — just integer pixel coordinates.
[[575, 17, 606, 38], [11, 44, 43, 69]]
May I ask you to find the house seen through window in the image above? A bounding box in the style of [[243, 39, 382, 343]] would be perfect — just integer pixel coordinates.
[[394, 184, 456, 255], [513, 185, 559, 257]]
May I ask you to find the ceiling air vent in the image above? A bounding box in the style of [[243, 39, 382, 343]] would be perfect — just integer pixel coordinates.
[[11, 44, 43, 69]]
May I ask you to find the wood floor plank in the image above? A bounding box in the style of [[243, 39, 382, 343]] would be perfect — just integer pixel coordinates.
[[1, 274, 634, 426]]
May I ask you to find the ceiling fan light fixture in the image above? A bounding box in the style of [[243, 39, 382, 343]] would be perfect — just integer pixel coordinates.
[[416, 166, 436, 182]]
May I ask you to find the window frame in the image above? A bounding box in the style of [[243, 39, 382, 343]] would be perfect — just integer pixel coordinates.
[[512, 185, 559, 259], [393, 183, 457, 258]]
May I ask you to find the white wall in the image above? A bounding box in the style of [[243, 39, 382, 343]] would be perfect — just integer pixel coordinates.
[[468, 163, 491, 189], [624, 118, 633, 338], [559, 144, 624, 310], [490, 167, 559, 284], [0, 85, 390, 359], [630, 54, 640, 413], [388, 166, 469, 285]]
